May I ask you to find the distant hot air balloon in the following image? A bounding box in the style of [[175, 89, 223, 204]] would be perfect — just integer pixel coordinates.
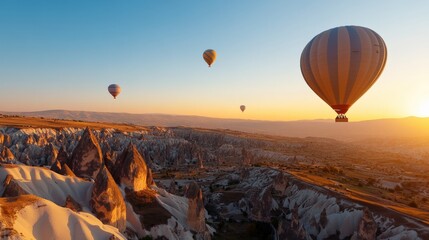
[[240, 105, 246, 112], [203, 49, 217, 67], [300, 26, 387, 122], [108, 84, 121, 99]]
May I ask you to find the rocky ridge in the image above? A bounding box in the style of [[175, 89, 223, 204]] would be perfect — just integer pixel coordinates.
[[0, 126, 213, 240], [0, 126, 428, 239], [205, 167, 428, 239]]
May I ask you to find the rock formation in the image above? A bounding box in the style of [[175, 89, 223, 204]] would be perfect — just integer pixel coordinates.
[[319, 208, 328, 229], [2, 174, 28, 197], [0, 133, 4, 146], [69, 128, 103, 179], [0, 146, 15, 163], [167, 179, 177, 194], [103, 151, 115, 174], [356, 208, 377, 240], [112, 143, 152, 191], [241, 147, 252, 166], [50, 159, 76, 177], [272, 171, 288, 196], [290, 203, 308, 239], [50, 159, 62, 173], [24, 134, 35, 146], [56, 145, 69, 163], [277, 217, 289, 240], [64, 195, 82, 212], [146, 167, 154, 187], [3, 133, 11, 147], [61, 163, 76, 177], [184, 182, 206, 233], [245, 187, 273, 222], [43, 143, 58, 166], [90, 166, 126, 232], [0, 126, 428, 239]]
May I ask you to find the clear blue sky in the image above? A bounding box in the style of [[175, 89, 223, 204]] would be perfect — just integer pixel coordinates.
[[1, 1, 428, 121]]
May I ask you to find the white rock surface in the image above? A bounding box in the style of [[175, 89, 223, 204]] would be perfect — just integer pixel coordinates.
[[1, 195, 126, 240]]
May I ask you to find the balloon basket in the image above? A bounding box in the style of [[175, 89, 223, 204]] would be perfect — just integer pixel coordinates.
[[335, 115, 348, 122]]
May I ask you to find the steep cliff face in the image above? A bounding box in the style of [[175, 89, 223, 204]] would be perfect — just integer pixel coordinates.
[[69, 128, 103, 179]]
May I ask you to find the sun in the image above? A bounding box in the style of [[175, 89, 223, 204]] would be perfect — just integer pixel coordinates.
[[416, 100, 429, 117]]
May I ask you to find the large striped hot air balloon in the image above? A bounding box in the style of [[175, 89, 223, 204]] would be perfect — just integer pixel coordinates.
[[300, 26, 387, 122], [203, 49, 217, 67], [108, 84, 121, 99]]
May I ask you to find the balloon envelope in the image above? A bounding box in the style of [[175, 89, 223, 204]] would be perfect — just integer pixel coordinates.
[[300, 26, 387, 120], [240, 105, 246, 112], [203, 49, 217, 67], [108, 84, 121, 99]]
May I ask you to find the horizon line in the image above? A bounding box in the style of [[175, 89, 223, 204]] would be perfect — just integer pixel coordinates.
[[1, 109, 426, 123]]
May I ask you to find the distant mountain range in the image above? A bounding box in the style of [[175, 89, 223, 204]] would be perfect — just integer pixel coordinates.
[[2, 109, 429, 140]]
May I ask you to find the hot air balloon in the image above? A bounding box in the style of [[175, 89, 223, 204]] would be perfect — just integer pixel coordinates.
[[300, 26, 387, 122], [203, 49, 217, 67], [108, 84, 121, 99], [240, 105, 246, 112]]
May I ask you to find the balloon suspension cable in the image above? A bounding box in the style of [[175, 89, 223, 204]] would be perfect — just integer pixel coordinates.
[[335, 114, 348, 122]]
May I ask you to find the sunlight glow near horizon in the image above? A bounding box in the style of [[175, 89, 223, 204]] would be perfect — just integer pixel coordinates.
[[0, 1, 428, 121], [415, 100, 429, 118]]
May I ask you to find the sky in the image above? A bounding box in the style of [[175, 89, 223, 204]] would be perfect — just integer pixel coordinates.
[[0, 1, 428, 121]]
